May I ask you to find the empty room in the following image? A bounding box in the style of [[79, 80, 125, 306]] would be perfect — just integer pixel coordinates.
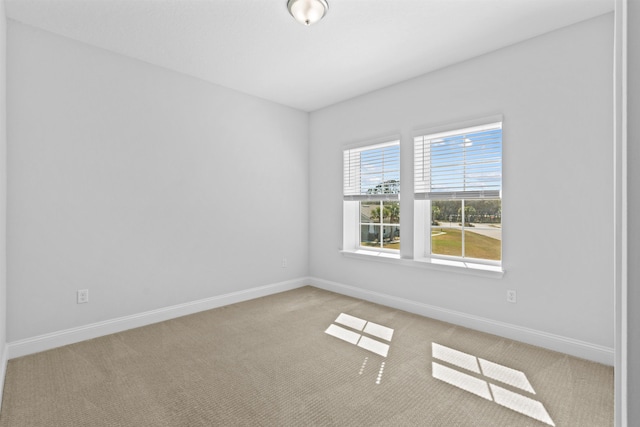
[[0, 0, 636, 426]]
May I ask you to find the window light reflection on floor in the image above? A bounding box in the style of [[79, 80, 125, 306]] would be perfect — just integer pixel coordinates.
[[432, 342, 481, 374], [432, 361, 492, 400], [432, 342, 555, 427], [490, 383, 555, 426], [325, 313, 395, 384], [325, 313, 394, 358], [479, 358, 536, 394]]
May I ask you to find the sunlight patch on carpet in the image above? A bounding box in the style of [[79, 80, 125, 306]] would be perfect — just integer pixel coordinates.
[[431, 342, 555, 426], [324, 313, 394, 358], [325, 324, 360, 344], [325, 313, 395, 383]]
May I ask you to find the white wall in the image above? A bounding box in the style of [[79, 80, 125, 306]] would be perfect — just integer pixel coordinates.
[[0, 0, 7, 381], [6, 21, 309, 342], [3, 8, 619, 368], [309, 14, 614, 354], [627, 0, 638, 421]]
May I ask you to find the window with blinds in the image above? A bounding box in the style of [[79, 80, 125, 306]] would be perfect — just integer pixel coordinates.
[[414, 123, 502, 200], [344, 141, 400, 201], [343, 140, 401, 252], [414, 122, 502, 263]]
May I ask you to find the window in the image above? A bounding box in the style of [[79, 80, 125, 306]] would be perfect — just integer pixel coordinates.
[[414, 122, 502, 264], [344, 140, 400, 253], [360, 200, 400, 250]]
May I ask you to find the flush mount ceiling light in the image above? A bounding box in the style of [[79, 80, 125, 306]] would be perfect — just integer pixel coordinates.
[[287, 0, 329, 26]]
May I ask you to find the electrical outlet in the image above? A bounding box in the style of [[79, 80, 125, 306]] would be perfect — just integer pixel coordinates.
[[77, 289, 89, 304], [507, 289, 517, 304], [282, 257, 287, 268]]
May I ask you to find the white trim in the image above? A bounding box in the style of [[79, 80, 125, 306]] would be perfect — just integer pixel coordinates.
[[308, 277, 614, 366], [7, 278, 307, 359], [344, 139, 400, 153], [413, 114, 504, 140], [340, 249, 504, 279], [614, 0, 628, 425], [342, 200, 359, 252], [414, 257, 503, 275], [5, 276, 614, 369], [342, 133, 401, 151], [0, 343, 7, 411], [342, 249, 401, 261]]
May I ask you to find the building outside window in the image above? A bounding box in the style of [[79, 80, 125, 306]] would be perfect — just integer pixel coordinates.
[[344, 140, 400, 252]]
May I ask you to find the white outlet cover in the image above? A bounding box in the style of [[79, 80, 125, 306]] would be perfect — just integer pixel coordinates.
[[77, 289, 89, 304]]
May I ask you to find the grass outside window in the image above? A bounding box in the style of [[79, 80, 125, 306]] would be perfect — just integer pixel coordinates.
[[431, 227, 501, 261]]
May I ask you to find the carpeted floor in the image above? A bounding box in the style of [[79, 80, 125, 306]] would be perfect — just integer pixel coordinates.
[[0, 286, 613, 426]]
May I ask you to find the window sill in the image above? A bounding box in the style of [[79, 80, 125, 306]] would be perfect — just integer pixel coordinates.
[[340, 250, 504, 279], [341, 249, 401, 263], [412, 257, 504, 278]]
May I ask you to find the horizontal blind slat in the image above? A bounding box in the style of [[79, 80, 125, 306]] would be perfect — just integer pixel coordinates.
[[414, 123, 501, 200], [344, 140, 401, 198]]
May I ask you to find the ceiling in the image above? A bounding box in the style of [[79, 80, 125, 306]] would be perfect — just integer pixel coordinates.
[[5, 0, 614, 112]]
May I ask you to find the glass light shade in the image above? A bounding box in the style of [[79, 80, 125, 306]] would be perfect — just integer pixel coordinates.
[[287, 0, 329, 26]]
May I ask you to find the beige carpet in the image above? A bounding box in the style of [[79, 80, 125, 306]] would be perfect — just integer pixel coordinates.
[[0, 286, 613, 426]]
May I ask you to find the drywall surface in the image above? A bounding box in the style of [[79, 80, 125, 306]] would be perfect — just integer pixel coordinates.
[[628, 0, 639, 422], [309, 14, 614, 349], [0, 1, 7, 356], [7, 21, 309, 341]]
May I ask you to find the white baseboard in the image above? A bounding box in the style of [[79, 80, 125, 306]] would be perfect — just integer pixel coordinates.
[[7, 278, 308, 359], [6, 276, 614, 366], [308, 277, 614, 366], [0, 343, 7, 411]]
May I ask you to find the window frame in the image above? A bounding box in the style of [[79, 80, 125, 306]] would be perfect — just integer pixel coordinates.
[[339, 118, 504, 278], [359, 200, 401, 251], [343, 137, 401, 256], [424, 199, 502, 266], [413, 118, 503, 268]]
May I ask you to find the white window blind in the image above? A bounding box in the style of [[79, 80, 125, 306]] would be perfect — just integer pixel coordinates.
[[414, 123, 502, 200], [343, 141, 400, 201]]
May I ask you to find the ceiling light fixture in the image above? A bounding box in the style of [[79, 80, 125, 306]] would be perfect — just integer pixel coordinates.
[[287, 0, 329, 26]]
